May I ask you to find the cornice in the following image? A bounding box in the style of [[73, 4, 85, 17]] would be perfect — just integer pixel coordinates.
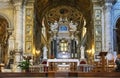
[[92, 0, 104, 6], [0, 0, 13, 9]]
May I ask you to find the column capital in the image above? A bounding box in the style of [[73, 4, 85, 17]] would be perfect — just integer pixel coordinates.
[[92, 0, 104, 6], [13, 0, 22, 11]]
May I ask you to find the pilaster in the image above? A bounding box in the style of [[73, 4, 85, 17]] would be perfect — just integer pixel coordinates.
[[92, 0, 103, 60], [104, 2, 113, 52]]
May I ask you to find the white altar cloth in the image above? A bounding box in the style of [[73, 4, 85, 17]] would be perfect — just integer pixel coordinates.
[[47, 59, 79, 66]]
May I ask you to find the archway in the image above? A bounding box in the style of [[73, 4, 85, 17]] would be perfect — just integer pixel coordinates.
[[114, 18, 120, 54], [0, 15, 9, 65]]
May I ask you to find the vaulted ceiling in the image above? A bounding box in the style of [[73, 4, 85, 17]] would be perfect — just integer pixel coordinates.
[[34, 0, 94, 48], [35, 0, 93, 27]]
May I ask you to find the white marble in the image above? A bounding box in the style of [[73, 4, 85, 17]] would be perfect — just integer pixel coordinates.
[[50, 20, 58, 31], [104, 2, 112, 52], [47, 59, 79, 66], [14, 3, 23, 50], [69, 21, 78, 31], [13, 2, 23, 72], [80, 46, 85, 59], [43, 45, 48, 59]]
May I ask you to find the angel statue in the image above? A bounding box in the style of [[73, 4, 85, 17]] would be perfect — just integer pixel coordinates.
[[50, 20, 58, 31], [69, 21, 78, 31]]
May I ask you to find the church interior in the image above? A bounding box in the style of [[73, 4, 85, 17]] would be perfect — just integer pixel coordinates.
[[0, 0, 120, 77]]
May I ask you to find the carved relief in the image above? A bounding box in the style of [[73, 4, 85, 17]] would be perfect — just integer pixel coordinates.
[[95, 9, 101, 20], [94, 9, 102, 53], [95, 26, 102, 36], [95, 20, 101, 25], [95, 41, 102, 52], [25, 42, 32, 53], [25, 7, 34, 53], [26, 25, 32, 35], [26, 9, 33, 24]]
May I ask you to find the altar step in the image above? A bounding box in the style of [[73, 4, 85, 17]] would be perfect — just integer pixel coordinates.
[[0, 72, 120, 77]]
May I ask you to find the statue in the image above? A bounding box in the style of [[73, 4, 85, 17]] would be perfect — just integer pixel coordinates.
[[50, 20, 58, 31], [43, 45, 48, 59], [69, 21, 78, 31], [80, 46, 85, 59]]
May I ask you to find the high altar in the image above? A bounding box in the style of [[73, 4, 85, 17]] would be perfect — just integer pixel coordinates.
[[41, 17, 88, 72]]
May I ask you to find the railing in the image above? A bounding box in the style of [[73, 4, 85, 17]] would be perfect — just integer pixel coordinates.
[[29, 64, 94, 72], [29, 64, 48, 72], [78, 64, 94, 72]]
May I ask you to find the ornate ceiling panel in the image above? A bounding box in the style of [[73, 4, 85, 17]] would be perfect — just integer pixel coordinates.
[[45, 6, 85, 27], [35, 0, 92, 20]]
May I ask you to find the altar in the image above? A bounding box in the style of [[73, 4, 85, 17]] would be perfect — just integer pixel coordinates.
[[47, 59, 79, 71]]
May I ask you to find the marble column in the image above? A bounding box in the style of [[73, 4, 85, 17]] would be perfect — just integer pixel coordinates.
[[0, 44, 1, 63], [104, 2, 112, 52], [13, 50, 22, 72], [53, 39, 57, 58], [15, 2, 23, 50], [13, 2, 23, 72]]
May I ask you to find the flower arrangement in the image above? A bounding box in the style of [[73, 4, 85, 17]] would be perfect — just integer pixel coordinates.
[[18, 56, 31, 72]]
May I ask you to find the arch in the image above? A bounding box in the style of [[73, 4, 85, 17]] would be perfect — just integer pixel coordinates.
[[113, 14, 120, 54], [113, 15, 120, 28], [0, 13, 12, 28], [0, 13, 13, 66]]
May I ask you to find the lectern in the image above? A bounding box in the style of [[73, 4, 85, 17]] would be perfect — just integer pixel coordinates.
[[99, 52, 107, 72]]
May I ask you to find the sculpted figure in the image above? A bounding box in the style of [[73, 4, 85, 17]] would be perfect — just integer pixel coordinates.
[[50, 21, 58, 31], [43, 45, 48, 59], [69, 21, 78, 31]]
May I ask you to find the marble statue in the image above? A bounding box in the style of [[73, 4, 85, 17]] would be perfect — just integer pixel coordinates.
[[43, 45, 48, 59], [80, 45, 85, 59], [69, 21, 78, 31], [50, 20, 58, 31]]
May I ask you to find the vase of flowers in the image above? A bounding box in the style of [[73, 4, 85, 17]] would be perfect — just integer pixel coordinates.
[[18, 56, 31, 72]]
